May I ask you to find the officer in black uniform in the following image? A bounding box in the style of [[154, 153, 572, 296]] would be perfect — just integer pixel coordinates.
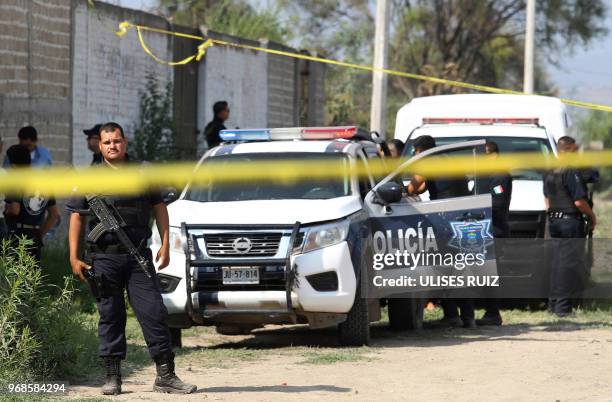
[[476, 141, 512, 326], [4, 144, 60, 262], [544, 136, 596, 317], [83, 124, 103, 165], [67, 122, 196, 395], [407, 135, 475, 328], [204, 101, 229, 149]]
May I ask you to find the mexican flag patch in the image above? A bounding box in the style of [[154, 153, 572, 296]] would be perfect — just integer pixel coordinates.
[[493, 185, 504, 194]]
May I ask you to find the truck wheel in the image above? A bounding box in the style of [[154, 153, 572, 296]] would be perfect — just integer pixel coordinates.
[[338, 288, 370, 346], [169, 327, 182, 349], [388, 298, 424, 331]]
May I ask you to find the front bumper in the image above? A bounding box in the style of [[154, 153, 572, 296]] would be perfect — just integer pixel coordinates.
[[157, 225, 357, 326]]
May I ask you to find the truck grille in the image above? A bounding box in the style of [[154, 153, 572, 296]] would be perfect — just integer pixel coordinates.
[[204, 233, 282, 257]]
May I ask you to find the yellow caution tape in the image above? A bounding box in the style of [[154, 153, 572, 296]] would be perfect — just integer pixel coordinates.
[[0, 151, 610, 197], [115, 21, 612, 113]]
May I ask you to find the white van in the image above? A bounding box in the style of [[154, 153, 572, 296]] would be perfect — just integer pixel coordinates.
[[394, 94, 569, 143], [394, 94, 568, 240]]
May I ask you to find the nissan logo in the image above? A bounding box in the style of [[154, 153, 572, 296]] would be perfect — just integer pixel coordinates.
[[232, 237, 252, 254]]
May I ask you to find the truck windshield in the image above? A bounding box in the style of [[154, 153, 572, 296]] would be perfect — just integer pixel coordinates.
[[406, 136, 552, 180], [185, 153, 352, 202]]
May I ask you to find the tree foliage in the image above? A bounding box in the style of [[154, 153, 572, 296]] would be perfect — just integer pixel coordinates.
[[282, 0, 608, 131], [579, 110, 612, 189], [132, 74, 178, 162], [156, 0, 290, 42]]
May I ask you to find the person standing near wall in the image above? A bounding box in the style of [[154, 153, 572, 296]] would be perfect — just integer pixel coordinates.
[[204, 101, 230, 149], [3, 126, 53, 167], [84, 124, 103, 165]]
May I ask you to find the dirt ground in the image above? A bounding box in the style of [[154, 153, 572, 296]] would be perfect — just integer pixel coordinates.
[[68, 320, 612, 401]]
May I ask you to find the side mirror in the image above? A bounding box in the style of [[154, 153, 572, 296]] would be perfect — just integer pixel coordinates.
[[375, 181, 403, 204], [162, 187, 179, 205]]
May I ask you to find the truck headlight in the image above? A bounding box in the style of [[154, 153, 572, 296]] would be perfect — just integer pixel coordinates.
[[302, 220, 349, 253], [169, 227, 184, 253], [151, 225, 184, 253]]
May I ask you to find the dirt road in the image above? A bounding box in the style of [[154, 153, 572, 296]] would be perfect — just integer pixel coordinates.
[[68, 321, 612, 401]]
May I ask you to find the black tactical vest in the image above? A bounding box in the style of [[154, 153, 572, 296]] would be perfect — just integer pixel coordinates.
[[86, 194, 153, 247], [544, 169, 577, 213]]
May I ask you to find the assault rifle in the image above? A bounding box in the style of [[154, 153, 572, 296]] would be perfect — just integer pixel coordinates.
[[81, 195, 152, 279]]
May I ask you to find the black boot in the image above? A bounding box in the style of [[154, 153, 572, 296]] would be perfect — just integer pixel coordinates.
[[153, 353, 197, 394], [101, 357, 122, 395]]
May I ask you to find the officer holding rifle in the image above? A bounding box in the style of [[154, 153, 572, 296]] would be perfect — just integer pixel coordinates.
[[67, 122, 196, 396]]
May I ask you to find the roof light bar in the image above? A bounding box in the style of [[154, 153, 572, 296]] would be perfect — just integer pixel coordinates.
[[220, 126, 359, 142], [220, 129, 270, 141], [422, 118, 539, 125], [301, 126, 357, 139]]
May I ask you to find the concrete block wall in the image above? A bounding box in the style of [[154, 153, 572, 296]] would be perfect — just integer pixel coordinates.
[[0, 0, 72, 165], [197, 32, 268, 155], [71, 0, 172, 166], [266, 42, 298, 128]]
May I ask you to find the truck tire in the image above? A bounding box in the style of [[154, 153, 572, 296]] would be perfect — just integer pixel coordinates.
[[169, 327, 182, 349], [388, 298, 424, 331], [338, 288, 370, 346]]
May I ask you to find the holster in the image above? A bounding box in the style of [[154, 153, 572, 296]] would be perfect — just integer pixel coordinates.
[[83, 267, 118, 299]]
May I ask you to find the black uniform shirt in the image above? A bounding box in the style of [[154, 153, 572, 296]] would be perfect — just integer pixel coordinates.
[[543, 169, 588, 201], [4, 193, 56, 228], [66, 159, 164, 247], [204, 118, 226, 149], [489, 173, 512, 211]]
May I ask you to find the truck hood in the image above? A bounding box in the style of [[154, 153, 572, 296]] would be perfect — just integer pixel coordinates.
[[167, 196, 362, 226], [510, 179, 545, 212]]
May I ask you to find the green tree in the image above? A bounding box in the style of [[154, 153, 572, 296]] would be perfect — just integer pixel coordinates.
[[132, 74, 177, 162], [579, 110, 612, 189], [156, 0, 290, 42], [282, 0, 608, 132]]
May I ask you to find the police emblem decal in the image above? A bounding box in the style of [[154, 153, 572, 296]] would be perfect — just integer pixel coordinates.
[[232, 237, 253, 254], [448, 219, 493, 253]]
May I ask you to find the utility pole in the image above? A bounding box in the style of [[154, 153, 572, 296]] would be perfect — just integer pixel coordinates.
[[523, 0, 536, 93], [370, 0, 390, 138]]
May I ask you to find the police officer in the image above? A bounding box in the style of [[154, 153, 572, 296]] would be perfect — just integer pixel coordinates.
[[407, 135, 475, 328], [4, 144, 59, 262], [544, 136, 596, 317], [204, 101, 229, 149], [83, 124, 103, 165], [476, 140, 512, 326], [67, 122, 196, 395]]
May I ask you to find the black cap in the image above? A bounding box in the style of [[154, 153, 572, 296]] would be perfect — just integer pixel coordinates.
[[83, 124, 102, 137]]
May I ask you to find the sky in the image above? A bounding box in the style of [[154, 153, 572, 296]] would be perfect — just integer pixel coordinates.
[[112, 0, 612, 109]]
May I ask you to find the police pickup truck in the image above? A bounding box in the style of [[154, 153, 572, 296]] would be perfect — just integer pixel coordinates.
[[152, 126, 496, 345]]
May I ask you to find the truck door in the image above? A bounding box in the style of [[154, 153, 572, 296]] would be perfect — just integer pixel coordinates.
[[363, 140, 497, 300]]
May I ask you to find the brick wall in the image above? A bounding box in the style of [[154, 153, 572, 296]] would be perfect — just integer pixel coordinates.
[[266, 42, 298, 128], [71, 0, 172, 166], [0, 0, 72, 164]]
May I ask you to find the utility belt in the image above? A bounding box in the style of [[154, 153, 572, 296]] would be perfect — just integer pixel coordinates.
[[86, 242, 148, 255], [548, 211, 581, 220], [12, 223, 41, 230]]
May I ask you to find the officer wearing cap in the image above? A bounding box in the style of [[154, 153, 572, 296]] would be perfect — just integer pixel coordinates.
[[83, 124, 103, 165], [544, 135, 596, 317], [67, 122, 196, 395]]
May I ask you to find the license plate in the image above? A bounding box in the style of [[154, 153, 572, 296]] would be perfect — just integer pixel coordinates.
[[222, 267, 260, 284]]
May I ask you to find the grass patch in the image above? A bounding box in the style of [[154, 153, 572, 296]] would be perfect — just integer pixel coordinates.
[[300, 347, 375, 365]]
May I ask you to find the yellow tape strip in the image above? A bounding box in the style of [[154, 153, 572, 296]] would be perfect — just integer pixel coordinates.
[[0, 151, 610, 197], [116, 21, 612, 113]]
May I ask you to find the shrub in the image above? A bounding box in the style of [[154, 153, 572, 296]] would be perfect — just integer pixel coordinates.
[[0, 238, 98, 385]]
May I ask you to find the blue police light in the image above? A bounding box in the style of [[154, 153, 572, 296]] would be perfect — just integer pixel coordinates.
[[220, 129, 271, 141]]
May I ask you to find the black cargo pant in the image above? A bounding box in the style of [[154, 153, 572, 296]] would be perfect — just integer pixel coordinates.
[[548, 217, 586, 314], [92, 249, 172, 360]]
